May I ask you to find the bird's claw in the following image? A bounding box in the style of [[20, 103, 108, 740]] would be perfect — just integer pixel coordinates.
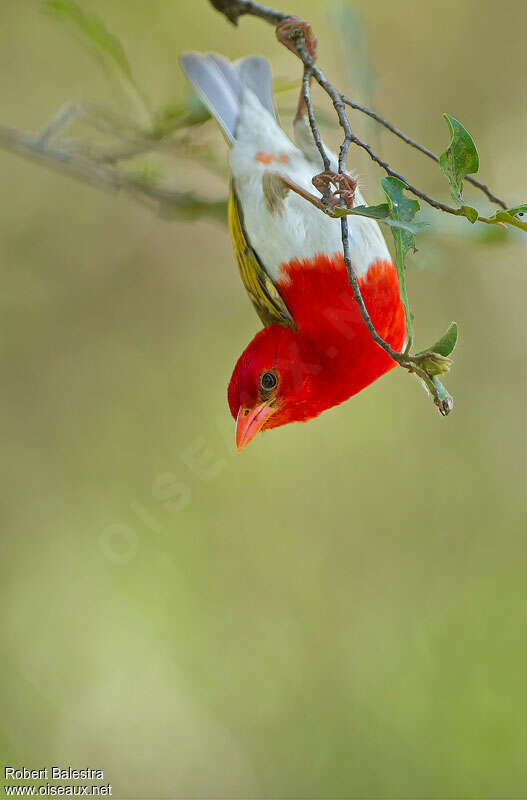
[[275, 17, 318, 61], [312, 171, 357, 211]]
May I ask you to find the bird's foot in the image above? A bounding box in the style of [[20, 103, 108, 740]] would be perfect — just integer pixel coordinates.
[[275, 17, 317, 62], [264, 172, 356, 219], [312, 171, 357, 211], [265, 172, 340, 217]]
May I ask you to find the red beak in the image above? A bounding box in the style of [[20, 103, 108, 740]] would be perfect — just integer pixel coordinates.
[[235, 402, 276, 451]]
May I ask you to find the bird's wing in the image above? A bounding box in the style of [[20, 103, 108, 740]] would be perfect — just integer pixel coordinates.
[[228, 184, 296, 330]]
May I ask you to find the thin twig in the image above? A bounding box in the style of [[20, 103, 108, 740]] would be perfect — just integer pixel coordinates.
[[0, 123, 227, 223], [295, 39, 396, 357], [342, 97, 508, 210], [211, 1, 501, 223], [209, 0, 460, 413], [301, 65, 330, 172], [38, 101, 85, 142], [209, 0, 288, 25], [294, 38, 458, 216]]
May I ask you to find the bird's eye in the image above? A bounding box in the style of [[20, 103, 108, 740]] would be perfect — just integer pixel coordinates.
[[260, 371, 278, 391]]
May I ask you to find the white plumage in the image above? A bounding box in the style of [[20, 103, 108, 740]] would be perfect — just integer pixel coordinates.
[[180, 52, 391, 283]]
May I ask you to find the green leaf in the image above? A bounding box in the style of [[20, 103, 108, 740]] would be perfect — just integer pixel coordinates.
[[505, 204, 527, 218], [422, 321, 458, 357], [334, 202, 390, 220], [455, 204, 479, 224], [439, 114, 479, 204], [480, 204, 527, 233], [451, 200, 527, 233], [413, 322, 457, 385], [334, 202, 426, 234], [380, 176, 421, 343], [432, 321, 458, 356]]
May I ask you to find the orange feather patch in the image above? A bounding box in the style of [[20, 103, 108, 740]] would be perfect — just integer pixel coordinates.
[[254, 151, 289, 164]]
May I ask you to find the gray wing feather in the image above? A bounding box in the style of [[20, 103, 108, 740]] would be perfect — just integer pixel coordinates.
[[180, 52, 275, 142], [234, 56, 277, 121], [180, 52, 242, 142]]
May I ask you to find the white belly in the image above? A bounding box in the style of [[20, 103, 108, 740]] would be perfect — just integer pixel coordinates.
[[229, 90, 391, 283]]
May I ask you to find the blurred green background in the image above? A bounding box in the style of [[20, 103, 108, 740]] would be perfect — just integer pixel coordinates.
[[1, 0, 526, 797]]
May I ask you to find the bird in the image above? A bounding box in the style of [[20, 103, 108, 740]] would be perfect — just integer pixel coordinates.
[[181, 21, 405, 450]]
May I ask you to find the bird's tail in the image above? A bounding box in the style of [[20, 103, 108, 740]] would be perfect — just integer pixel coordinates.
[[179, 52, 276, 143]]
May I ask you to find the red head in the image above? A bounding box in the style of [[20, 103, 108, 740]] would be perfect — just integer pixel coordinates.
[[228, 325, 322, 450], [227, 256, 406, 450]]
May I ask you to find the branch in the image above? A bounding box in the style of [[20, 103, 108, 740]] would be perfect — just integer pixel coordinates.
[[208, 0, 287, 25], [1, 0, 515, 417], [0, 116, 227, 224], [342, 97, 508, 210], [209, 0, 463, 414], [210, 1, 506, 215]]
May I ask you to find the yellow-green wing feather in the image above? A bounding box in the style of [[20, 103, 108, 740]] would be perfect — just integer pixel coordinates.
[[228, 185, 295, 330]]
